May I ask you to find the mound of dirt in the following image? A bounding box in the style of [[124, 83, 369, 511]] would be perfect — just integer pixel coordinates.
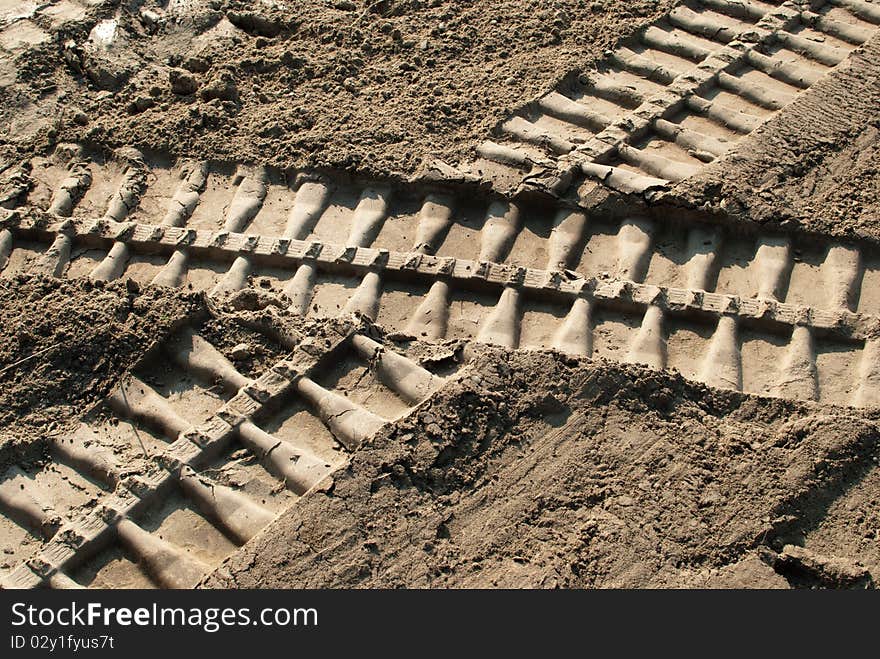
[[664, 35, 880, 243], [0, 275, 203, 461], [203, 348, 880, 589], [1, 0, 673, 177]]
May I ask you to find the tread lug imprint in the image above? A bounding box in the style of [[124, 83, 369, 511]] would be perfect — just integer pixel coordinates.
[[2, 0, 880, 590], [2, 137, 879, 416]]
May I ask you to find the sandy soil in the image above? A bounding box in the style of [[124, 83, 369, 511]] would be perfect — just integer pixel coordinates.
[[204, 347, 879, 588], [0, 0, 673, 177], [1, 0, 880, 590], [0, 275, 203, 461], [664, 33, 880, 243]]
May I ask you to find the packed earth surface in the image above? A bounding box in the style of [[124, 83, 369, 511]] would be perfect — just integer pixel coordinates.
[[0, 0, 878, 589]]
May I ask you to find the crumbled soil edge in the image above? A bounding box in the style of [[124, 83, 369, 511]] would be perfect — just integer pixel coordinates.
[[0, 275, 204, 466], [203, 348, 880, 588], [2, 0, 674, 177], [662, 34, 880, 243]]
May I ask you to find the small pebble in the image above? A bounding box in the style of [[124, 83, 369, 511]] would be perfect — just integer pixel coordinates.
[[230, 343, 252, 360]]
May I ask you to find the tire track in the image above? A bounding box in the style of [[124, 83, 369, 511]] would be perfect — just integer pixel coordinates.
[[0, 318, 445, 589], [2, 148, 880, 407], [465, 0, 880, 196]]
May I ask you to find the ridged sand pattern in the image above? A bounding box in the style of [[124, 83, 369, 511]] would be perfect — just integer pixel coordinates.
[[0, 317, 446, 589], [465, 0, 880, 196], [4, 140, 880, 409], [1, 0, 879, 592]]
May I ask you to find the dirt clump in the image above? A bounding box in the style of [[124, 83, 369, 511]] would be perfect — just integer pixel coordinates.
[[203, 347, 880, 589], [0, 275, 204, 460]]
